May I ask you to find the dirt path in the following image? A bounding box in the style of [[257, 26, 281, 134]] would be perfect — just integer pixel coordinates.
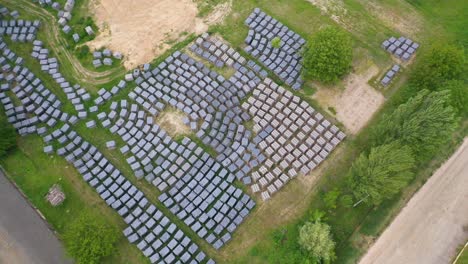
[[4, 0, 125, 85], [360, 138, 468, 264], [313, 65, 385, 134]]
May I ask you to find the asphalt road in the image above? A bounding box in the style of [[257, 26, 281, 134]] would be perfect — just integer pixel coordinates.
[[0, 170, 72, 264], [360, 138, 468, 264]]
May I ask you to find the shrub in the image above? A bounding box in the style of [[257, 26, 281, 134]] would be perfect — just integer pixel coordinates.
[[438, 80, 468, 116], [303, 27, 353, 84], [339, 195, 353, 208], [63, 211, 119, 264], [298, 221, 336, 262], [323, 188, 340, 209], [271, 37, 282, 48], [0, 116, 16, 158]]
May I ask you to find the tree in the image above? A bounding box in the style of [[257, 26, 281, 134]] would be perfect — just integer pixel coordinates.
[[370, 89, 458, 161], [438, 80, 468, 116], [348, 142, 415, 206], [303, 27, 353, 84], [271, 37, 282, 49], [298, 221, 336, 263], [339, 194, 353, 208], [64, 211, 119, 264], [410, 43, 465, 91], [0, 116, 16, 158]]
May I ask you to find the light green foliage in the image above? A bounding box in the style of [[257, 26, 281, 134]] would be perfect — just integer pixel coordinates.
[[271, 37, 282, 48], [410, 43, 465, 91], [348, 142, 415, 206], [370, 89, 458, 160], [438, 80, 468, 116], [303, 27, 353, 84], [323, 189, 340, 209], [64, 211, 119, 264], [339, 195, 353, 208], [298, 221, 336, 262], [0, 116, 17, 158]]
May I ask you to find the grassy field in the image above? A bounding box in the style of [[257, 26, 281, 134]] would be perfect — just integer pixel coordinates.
[[0, 0, 466, 263], [455, 243, 468, 264]]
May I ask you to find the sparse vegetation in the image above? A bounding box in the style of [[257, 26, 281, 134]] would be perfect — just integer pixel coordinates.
[[271, 37, 282, 48], [0, 116, 17, 158]]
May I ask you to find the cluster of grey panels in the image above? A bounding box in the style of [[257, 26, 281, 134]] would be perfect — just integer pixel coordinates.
[[93, 48, 122, 67], [99, 100, 256, 249], [380, 64, 401, 86], [242, 79, 345, 200], [126, 49, 260, 124], [0, 38, 213, 263], [93, 79, 127, 107], [0, 19, 40, 42], [0, 42, 78, 136], [38, 0, 76, 36], [30, 39, 91, 116], [244, 8, 305, 90], [159, 153, 255, 249], [190, 33, 268, 79], [381, 36, 419, 61]]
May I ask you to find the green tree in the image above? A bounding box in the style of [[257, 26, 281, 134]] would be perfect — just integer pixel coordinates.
[[0, 116, 16, 158], [303, 27, 353, 84], [271, 37, 282, 49], [370, 89, 458, 160], [298, 221, 336, 263], [410, 43, 465, 91], [438, 80, 468, 116], [339, 194, 353, 208], [64, 211, 119, 264], [348, 142, 415, 206]]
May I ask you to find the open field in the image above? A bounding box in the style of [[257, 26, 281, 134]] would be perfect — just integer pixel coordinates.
[[0, 0, 466, 263], [360, 138, 468, 264]]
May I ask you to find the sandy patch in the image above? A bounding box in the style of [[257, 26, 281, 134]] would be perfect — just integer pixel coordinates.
[[154, 107, 191, 138], [313, 65, 384, 134], [360, 138, 468, 264], [87, 0, 231, 69]]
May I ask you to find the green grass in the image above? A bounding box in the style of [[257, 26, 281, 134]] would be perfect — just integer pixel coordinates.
[[455, 244, 468, 264], [0, 136, 149, 264]]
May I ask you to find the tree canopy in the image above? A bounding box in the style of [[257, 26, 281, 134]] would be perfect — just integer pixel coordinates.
[[298, 221, 336, 263], [438, 80, 468, 117], [64, 211, 119, 264], [348, 142, 415, 206], [370, 89, 458, 161], [0, 116, 16, 158], [303, 27, 353, 84], [410, 43, 465, 91]]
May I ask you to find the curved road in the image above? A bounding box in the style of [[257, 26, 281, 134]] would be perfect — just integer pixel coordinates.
[[360, 138, 468, 264], [0, 170, 71, 264], [4, 0, 125, 85]]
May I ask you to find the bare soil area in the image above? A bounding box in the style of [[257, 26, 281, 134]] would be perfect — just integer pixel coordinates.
[[360, 138, 468, 264], [87, 0, 231, 69], [155, 108, 191, 138], [313, 65, 385, 134]]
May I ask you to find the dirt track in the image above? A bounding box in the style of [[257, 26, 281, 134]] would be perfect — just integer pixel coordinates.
[[360, 138, 468, 264]]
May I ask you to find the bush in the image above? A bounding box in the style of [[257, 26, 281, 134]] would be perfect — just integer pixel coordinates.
[[323, 188, 340, 210], [0, 116, 16, 158], [75, 45, 90, 59], [298, 221, 336, 262], [271, 37, 282, 49], [63, 211, 119, 264], [303, 27, 353, 84], [348, 142, 415, 206], [339, 195, 353, 208], [410, 43, 465, 91]]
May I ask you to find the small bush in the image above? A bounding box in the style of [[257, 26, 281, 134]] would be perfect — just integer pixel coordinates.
[[271, 37, 282, 48]]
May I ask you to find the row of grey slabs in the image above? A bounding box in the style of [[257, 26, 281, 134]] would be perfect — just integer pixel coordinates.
[[0, 19, 40, 42], [0, 18, 214, 264], [244, 8, 305, 90]]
